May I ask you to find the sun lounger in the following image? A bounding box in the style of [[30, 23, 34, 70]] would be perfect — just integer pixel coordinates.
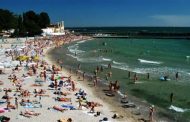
[[105, 93, 115, 97], [120, 99, 128, 104], [122, 103, 136, 108]]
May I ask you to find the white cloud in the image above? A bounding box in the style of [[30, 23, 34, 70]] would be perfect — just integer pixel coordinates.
[[151, 15, 190, 26]]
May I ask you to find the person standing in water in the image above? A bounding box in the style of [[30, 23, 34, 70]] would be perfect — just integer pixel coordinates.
[[128, 71, 131, 79], [134, 73, 137, 83], [100, 66, 104, 72], [108, 63, 111, 69], [170, 92, 174, 103], [147, 73, 150, 80], [78, 64, 81, 70], [175, 72, 179, 80]]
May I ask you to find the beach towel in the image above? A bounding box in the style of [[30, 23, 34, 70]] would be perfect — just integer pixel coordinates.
[[0, 100, 6, 104], [23, 103, 41, 108], [0, 107, 8, 113], [61, 104, 75, 110]]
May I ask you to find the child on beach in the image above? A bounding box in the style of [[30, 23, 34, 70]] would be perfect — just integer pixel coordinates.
[[149, 105, 154, 122]]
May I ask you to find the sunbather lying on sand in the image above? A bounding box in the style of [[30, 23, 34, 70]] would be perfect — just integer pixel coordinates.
[[52, 106, 66, 112], [24, 110, 40, 116], [56, 97, 71, 102], [20, 110, 40, 118]]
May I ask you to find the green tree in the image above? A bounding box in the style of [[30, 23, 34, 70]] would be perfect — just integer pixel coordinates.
[[39, 12, 50, 28], [0, 9, 17, 31], [0, 9, 51, 36], [23, 11, 42, 35]]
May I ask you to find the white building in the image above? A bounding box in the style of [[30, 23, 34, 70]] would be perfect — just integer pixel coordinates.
[[41, 21, 65, 36]]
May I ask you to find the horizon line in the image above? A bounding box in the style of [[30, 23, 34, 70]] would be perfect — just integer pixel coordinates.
[[65, 26, 190, 28]]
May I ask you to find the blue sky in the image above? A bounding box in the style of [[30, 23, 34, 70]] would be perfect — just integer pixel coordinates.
[[0, 0, 190, 27]]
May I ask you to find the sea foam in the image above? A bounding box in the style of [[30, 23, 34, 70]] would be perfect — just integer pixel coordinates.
[[102, 57, 112, 61], [77, 40, 87, 44], [68, 44, 85, 54], [113, 60, 125, 65], [138, 59, 162, 64]]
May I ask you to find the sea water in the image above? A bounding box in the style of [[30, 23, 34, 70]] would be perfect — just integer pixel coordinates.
[[64, 38, 190, 79]]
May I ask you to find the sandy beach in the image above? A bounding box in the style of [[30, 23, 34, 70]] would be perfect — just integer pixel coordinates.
[[0, 36, 138, 122]]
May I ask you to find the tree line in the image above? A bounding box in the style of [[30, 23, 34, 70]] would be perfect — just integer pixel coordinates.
[[0, 9, 50, 37]]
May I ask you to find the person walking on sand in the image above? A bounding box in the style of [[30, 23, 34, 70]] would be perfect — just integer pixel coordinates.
[[149, 105, 154, 122], [78, 97, 82, 110], [43, 71, 46, 81], [82, 72, 85, 81], [78, 63, 81, 70], [54, 79, 58, 91], [71, 81, 75, 91], [15, 97, 18, 109], [93, 79, 97, 87]]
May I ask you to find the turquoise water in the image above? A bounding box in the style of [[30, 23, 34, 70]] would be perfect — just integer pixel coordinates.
[[66, 38, 190, 80], [51, 38, 190, 121]]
